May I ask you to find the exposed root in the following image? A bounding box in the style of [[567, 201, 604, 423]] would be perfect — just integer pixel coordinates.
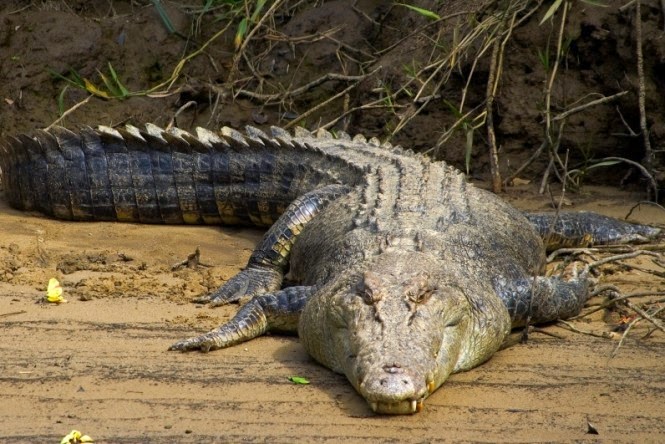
[[548, 243, 665, 351], [572, 290, 665, 320], [547, 244, 665, 262], [625, 201, 665, 220], [587, 250, 661, 269], [234, 69, 380, 106], [171, 246, 212, 271], [556, 319, 615, 339]]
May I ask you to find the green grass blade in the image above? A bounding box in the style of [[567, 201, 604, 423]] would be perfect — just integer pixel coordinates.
[[48, 67, 86, 89], [151, 0, 176, 34], [57, 85, 68, 116], [107, 63, 130, 97], [586, 160, 621, 169], [396, 3, 441, 21], [250, 0, 267, 22], [98, 71, 121, 98], [580, 0, 608, 6], [539, 0, 563, 25], [234, 17, 248, 50]]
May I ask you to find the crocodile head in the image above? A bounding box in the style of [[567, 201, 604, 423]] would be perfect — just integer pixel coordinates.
[[299, 251, 510, 414]]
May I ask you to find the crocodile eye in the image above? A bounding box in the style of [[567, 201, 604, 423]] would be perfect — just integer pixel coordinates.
[[444, 316, 461, 328], [359, 287, 381, 304], [403, 272, 433, 304], [358, 271, 382, 304], [407, 288, 433, 304]]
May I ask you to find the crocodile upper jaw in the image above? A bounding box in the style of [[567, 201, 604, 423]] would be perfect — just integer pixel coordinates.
[[369, 398, 426, 414]]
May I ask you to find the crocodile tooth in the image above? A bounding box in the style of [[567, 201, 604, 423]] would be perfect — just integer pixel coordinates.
[[416, 400, 424, 412], [370, 402, 378, 412], [411, 400, 417, 413]]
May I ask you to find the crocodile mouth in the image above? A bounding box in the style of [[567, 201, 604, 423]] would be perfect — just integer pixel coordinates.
[[360, 369, 435, 414], [369, 398, 425, 415]]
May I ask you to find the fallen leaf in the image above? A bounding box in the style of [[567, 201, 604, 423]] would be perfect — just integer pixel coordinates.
[[288, 376, 310, 385], [511, 177, 531, 186]]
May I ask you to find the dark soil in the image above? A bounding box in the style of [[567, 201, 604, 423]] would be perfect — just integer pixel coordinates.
[[2, 1, 664, 188]]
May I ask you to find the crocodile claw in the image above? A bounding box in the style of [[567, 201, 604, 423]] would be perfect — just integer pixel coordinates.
[[168, 334, 217, 352], [193, 266, 283, 307], [170, 295, 273, 352], [572, 263, 597, 287]]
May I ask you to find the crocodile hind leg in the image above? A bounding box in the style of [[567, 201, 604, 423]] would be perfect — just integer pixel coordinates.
[[170, 285, 316, 352], [493, 267, 591, 327], [195, 184, 348, 307], [524, 211, 661, 250]]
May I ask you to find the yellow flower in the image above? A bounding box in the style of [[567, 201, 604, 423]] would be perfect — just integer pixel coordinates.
[[45, 278, 67, 304], [60, 429, 94, 444]]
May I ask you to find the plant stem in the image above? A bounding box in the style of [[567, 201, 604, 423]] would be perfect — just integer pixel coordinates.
[[634, 0, 657, 200]]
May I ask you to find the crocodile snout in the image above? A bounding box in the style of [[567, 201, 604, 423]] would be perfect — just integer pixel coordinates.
[[360, 363, 428, 414]]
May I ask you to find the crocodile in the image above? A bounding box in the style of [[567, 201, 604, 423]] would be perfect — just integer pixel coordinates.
[[1, 124, 660, 414]]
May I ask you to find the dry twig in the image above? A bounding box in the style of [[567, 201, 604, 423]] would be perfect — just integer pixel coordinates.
[[46, 95, 93, 131], [171, 246, 211, 271], [227, 0, 287, 85], [622, 299, 665, 334], [610, 315, 639, 358], [556, 319, 614, 339], [551, 91, 628, 122], [587, 250, 660, 269], [573, 289, 665, 319], [634, 0, 656, 199], [235, 70, 379, 103], [485, 7, 517, 193]]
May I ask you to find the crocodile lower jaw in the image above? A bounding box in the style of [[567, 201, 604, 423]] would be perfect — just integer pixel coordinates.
[[369, 398, 425, 415]]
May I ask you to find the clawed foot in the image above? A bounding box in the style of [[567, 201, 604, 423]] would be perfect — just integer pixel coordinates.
[[193, 265, 282, 307], [171, 294, 272, 352], [169, 333, 218, 352], [572, 263, 597, 286]]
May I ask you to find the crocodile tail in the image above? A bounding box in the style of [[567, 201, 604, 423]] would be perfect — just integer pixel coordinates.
[[0, 125, 362, 225]]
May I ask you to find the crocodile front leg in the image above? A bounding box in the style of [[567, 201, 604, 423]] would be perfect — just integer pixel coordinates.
[[524, 211, 661, 249], [170, 285, 316, 352], [493, 267, 590, 327], [195, 184, 349, 306]]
